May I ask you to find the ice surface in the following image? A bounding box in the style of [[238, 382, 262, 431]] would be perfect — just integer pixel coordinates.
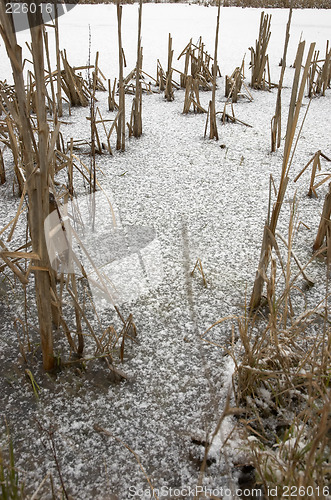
[[0, 4, 330, 498]]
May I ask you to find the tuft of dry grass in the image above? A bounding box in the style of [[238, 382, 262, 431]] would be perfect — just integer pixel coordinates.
[[202, 199, 331, 497], [234, 215, 330, 497], [0, 422, 25, 500]]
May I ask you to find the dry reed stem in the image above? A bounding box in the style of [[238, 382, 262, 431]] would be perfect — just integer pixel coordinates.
[[133, 0, 143, 138], [208, 0, 220, 140], [165, 33, 174, 101], [191, 258, 207, 286], [116, 2, 125, 151], [313, 182, 331, 252], [271, 7, 292, 152], [250, 41, 315, 310]]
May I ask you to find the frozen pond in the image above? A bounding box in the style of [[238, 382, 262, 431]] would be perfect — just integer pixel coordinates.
[[0, 4, 330, 498]]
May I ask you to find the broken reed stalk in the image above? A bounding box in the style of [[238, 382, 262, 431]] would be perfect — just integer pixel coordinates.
[[54, 6, 62, 118], [43, 23, 61, 166], [307, 48, 319, 98], [313, 182, 331, 253], [225, 61, 243, 103], [90, 52, 98, 195], [224, 58, 254, 105], [191, 258, 207, 287], [250, 41, 316, 310], [0, 147, 5, 184], [319, 40, 331, 95], [60, 50, 89, 107], [96, 107, 112, 154], [132, 0, 142, 138], [271, 7, 292, 152], [206, 0, 220, 140], [70, 272, 84, 356], [283, 196, 296, 327], [182, 74, 206, 114], [156, 59, 165, 91], [183, 76, 192, 113], [165, 33, 174, 101], [0, 4, 55, 369], [308, 40, 331, 97], [108, 78, 118, 111], [180, 38, 191, 88], [2, 113, 25, 195], [43, 27, 56, 118], [294, 150, 329, 198], [68, 138, 73, 195], [306, 151, 331, 197], [116, 2, 125, 151]]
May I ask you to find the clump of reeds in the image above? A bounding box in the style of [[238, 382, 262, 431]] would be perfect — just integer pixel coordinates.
[[234, 273, 330, 496], [307, 41, 331, 98], [235, 215, 330, 496], [249, 11, 272, 90], [0, 2, 138, 376], [202, 194, 330, 496]]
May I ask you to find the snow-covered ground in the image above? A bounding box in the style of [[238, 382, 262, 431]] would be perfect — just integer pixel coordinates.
[[0, 5, 331, 499]]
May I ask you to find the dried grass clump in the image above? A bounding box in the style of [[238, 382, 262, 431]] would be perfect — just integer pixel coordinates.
[[234, 262, 330, 495], [248, 396, 331, 495], [249, 11, 272, 90], [202, 201, 331, 495], [0, 424, 25, 499]]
